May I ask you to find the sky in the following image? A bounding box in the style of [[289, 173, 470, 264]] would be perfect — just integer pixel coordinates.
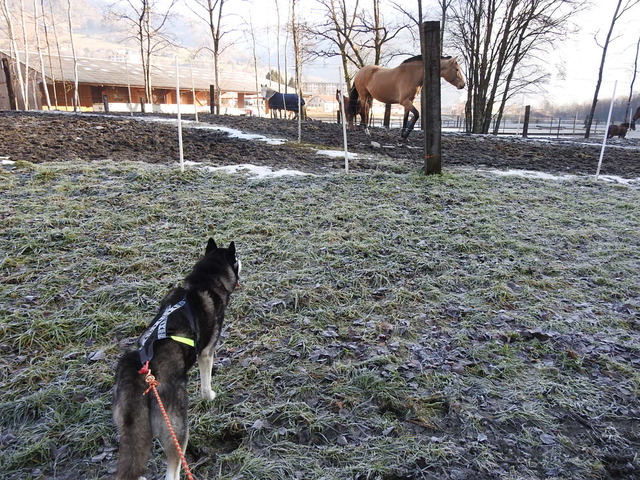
[[195, 0, 640, 108], [82, 0, 639, 108], [543, 2, 639, 107]]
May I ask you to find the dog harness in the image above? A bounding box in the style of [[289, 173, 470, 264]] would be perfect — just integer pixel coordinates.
[[137, 297, 197, 367]]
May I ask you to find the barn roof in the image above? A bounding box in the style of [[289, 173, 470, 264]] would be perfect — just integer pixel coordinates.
[[3, 51, 282, 94]]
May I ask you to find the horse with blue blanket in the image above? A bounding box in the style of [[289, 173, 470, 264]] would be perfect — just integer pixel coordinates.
[[260, 85, 305, 119]]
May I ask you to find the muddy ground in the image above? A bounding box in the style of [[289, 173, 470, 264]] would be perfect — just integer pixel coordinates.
[[1, 111, 639, 178]]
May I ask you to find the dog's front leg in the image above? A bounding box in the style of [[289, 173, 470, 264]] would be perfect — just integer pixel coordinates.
[[198, 345, 216, 400]]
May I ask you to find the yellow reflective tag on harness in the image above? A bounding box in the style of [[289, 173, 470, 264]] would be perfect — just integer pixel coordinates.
[[170, 335, 195, 347]]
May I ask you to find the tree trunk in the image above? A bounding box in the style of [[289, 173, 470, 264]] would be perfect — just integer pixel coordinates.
[[247, 11, 261, 117], [292, 0, 302, 141], [67, 0, 80, 111], [624, 35, 639, 122], [451, 0, 584, 134], [19, 0, 30, 109], [585, 0, 623, 138], [2, 58, 17, 109], [34, 0, 52, 109], [42, 0, 58, 109], [275, 0, 282, 92], [2, 0, 27, 109]]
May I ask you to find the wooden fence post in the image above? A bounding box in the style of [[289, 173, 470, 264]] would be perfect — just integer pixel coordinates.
[[2, 58, 17, 110], [102, 95, 109, 113], [421, 21, 442, 175], [210, 85, 216, 114], [522, 105, 531, 138]]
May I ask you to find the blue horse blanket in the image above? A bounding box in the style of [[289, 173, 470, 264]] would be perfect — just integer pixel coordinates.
[[268, 93, 305, 113]]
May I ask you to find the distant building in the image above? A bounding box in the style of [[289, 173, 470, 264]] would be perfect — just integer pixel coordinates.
[[307, 94, 339, 113], [303, 81, 345, 97], [0, 51, 284, 114]]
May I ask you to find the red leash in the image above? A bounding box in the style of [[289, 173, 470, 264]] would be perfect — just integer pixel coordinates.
[[140, 362, 195, 480]]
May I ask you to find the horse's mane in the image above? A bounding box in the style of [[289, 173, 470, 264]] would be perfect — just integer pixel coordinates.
[[401, 55, 422, 64], [401, 54, 454, 64], [261, 85, 277, 99]]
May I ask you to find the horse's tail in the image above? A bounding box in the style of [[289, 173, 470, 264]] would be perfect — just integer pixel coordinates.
[[347, 87, 359, 117]]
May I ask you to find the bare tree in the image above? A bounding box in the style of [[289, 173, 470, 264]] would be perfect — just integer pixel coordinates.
[[34, 0, 51, 109], [244, 10, 262, 116], [282, 0, 290, 92], [108, 0, 178, 104], [291, 0, 302, 140], [19, 0, 30, 109], [306, 0, 404, 89], [275, 0, 282, 90], [189, 0, 234, 114], [392, 0, 451, 47], [359, 0, 407, 66], [448, 0, 585, 134], [66, 0, 79, 111], [305, 0, 364, 89], [48, 0, 69, 108], [1, 0, 27, 109], [41, 0, 58, 108], [390, 0, 422, 28], [585, 0, 640, 138], [624, 35, 639, 123], [437, 0, 453, 47]]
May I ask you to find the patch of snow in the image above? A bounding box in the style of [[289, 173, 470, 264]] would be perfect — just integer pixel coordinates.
[[480, 169, 578, 181], [316, 149, 358, 159], [595, 175, 640, 186], [478, 168, 640, 186], [1, 157, 14, 165], [133, 116, 286, 145], [191, 123, 286, 145], [198, 163, 312, 179]]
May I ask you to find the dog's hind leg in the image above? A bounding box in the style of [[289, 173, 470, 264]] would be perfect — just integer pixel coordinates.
[[163, 432, 188, 480], [113, 355, 154, 480], [163, 431, 188, 480], [153, 387, 189, 480], [198, 343, 217, 400]]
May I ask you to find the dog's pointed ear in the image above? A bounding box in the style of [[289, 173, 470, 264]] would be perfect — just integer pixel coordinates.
[[227, 241, 236, 258], [206, 238, 218, 254]]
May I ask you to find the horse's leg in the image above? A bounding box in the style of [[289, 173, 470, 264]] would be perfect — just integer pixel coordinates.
[[362, 97, 372, 136], [363, 102, 370, 136], [401, 102, 420, 139], [401, 108, 411, 138]]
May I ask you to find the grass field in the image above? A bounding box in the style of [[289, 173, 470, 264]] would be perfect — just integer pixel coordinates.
[[1, 159, 639, 479]]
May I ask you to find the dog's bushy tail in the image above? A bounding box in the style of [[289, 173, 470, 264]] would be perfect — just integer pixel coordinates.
[[113, 352, 153, 480]]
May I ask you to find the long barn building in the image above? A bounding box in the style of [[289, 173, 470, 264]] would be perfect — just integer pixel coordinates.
[[0, 51, 275, 114]]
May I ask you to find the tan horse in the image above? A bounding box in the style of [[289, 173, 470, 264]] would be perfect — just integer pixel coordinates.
[[348, 55, 466, 138]]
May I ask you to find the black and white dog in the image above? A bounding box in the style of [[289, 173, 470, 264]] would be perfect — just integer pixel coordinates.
[[113, 238, 241, 480]]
